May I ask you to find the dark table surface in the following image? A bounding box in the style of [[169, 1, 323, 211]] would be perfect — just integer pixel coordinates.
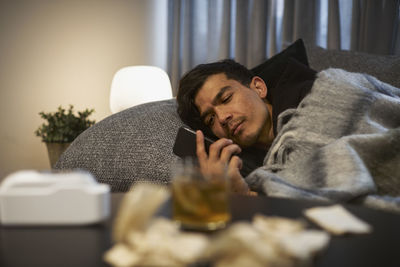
[[1, 193, 400, 267]]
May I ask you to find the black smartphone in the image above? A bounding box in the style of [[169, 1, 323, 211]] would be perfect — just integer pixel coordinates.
[[173, 126, 215, 159], [173, 126, 261, 177]]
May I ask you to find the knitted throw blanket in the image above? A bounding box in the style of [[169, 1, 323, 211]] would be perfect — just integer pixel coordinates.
[[246, 68, 400, 213]]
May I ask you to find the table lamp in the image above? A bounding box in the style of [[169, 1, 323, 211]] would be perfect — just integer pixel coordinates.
[[109, 66, 173, 114]]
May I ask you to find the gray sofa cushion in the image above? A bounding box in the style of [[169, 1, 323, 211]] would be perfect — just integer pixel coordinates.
[[55, 99, 184, 192], [306, 45, 400, 88]]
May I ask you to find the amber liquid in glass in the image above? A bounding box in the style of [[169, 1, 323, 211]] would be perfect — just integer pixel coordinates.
[[172, 177, 230, 231]]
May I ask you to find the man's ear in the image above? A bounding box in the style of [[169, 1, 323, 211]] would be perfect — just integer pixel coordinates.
[[250, 76, 268, 98]]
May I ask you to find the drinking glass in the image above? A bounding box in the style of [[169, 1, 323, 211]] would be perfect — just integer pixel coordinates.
[[171, 160, 231, 231]]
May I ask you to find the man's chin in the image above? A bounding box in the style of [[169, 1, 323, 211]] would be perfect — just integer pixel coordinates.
[[235, 129, 263, 148], [234, 136, 254, 148]]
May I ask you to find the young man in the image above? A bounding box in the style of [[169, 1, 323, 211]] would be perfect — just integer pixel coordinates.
[[177, 58, 400, 212], [176, 59, 315, 195]]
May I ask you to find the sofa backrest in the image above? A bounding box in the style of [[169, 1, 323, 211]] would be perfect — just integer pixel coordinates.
[[307, 45, 400, 88]]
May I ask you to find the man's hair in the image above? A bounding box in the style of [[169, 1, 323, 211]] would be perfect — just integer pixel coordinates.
[[176, 59, 254, 135]]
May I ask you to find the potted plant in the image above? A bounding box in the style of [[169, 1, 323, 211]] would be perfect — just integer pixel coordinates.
[[35, 105, 95, 168]]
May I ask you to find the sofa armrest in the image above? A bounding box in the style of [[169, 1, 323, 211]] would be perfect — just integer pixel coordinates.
[[55, 99, 184, 192]]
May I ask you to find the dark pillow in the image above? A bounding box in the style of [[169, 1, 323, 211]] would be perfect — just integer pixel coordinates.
[[251, 39, 310, 103], [55, 99, 185, 192]]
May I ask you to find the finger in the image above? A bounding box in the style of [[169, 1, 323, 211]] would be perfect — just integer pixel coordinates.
[[220, 144, 242, 163], [227, 157, 248, 194], [196, 130, 208, 162], [208, 138, 233, 160], [228, 155, 243, 171]]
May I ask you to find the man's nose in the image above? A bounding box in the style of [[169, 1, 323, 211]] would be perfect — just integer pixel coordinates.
[[215, 108, 232, 127]]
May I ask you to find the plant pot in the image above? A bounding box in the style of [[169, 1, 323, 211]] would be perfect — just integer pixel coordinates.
[[45, 142, 71, 168]]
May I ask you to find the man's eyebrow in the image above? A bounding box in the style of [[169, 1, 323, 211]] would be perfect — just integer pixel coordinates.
[[200, 86, 231, 122]]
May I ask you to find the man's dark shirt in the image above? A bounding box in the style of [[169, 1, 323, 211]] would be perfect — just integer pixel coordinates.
[[240, 58, 317, 177]]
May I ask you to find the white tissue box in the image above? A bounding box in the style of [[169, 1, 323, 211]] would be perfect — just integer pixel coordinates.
[[0, 170, 110, 225]]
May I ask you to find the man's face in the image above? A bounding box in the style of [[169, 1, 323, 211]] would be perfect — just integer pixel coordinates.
[[194, 73, 272, 148]]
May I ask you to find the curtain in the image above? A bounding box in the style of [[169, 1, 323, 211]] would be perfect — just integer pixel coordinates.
[[167, 0, 400, 94]]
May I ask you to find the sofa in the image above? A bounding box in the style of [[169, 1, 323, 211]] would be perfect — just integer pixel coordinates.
[[55, 40, 400, 192]]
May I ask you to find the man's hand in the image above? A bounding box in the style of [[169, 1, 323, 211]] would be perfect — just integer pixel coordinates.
[[196, 130, 255, 195]]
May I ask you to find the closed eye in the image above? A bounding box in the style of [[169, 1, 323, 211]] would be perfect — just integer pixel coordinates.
[[222, 94, 232, 103]]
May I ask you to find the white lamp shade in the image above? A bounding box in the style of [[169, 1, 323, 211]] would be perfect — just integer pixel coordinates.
[[109, 66, 173, 114]]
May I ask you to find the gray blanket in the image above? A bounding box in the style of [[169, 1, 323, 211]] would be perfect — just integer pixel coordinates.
[[246, 68, 400, 213]]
